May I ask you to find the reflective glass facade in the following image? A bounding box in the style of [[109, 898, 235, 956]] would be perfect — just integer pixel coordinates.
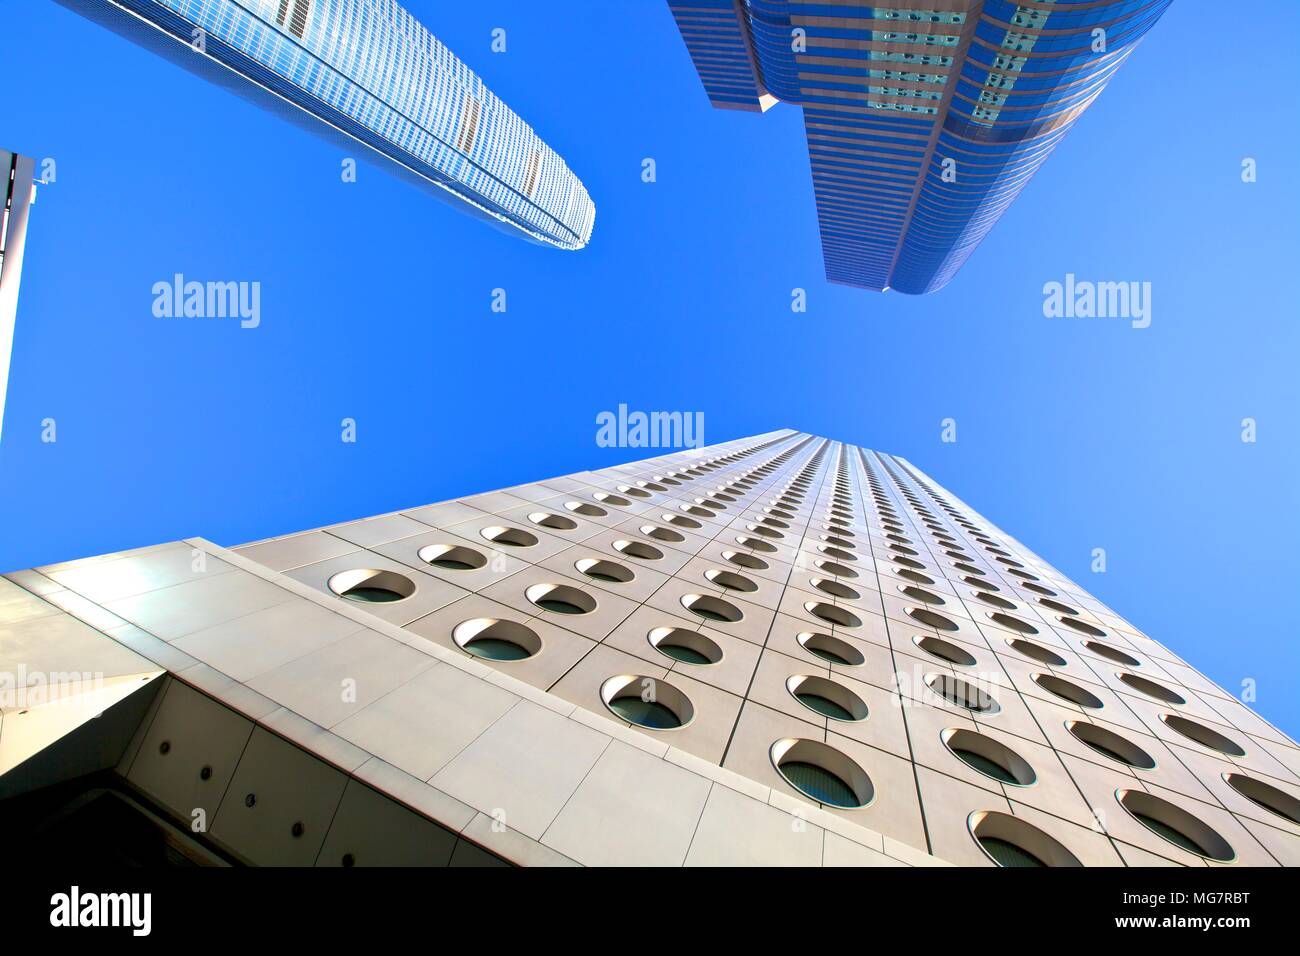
[[61, 0, 596, 249], [668, 0, 1170, 293]]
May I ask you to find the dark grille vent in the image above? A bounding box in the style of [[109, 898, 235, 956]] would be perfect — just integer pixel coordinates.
[[289, 0, 310, 39]]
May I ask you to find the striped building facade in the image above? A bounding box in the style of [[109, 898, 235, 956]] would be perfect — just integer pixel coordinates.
[[60, 0, 596, 249], [667, 1, 1169, 293]]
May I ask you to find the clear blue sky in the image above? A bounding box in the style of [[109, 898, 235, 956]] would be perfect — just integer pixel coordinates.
[[2, 1, 1297, 736]]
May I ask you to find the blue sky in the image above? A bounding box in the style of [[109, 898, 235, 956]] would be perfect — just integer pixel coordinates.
[[2, 1, 1297, 735]]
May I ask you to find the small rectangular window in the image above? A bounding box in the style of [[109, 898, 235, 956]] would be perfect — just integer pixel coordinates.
[[289, 0, 310, 39], [276, 0, 289, 26]]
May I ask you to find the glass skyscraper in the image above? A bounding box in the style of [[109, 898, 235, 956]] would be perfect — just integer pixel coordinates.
[[59, 0, 596, 249], [667, 0, 1170, 293]]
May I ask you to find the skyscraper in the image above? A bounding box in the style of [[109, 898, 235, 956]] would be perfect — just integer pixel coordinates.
[[666, 1, 1170, 293], [3, 431, 1297, 866], [0, 148, 39, 445], [58, 0, 595, 249]]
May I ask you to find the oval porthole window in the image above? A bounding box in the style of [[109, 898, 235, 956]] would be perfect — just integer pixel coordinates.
[[1222, 773, 1300, 826], [601, 675, 693, 730], [913, 635, 976, 667], [327, 569, 415, 604], [1058, 616, 1106, 637], [613, 539, 663, 561], [1066, 720, 1156, 769], [1161, 714, 1246, 757], [574, 558, 634, 584], [640, 524, 685, 543], [648, 626, 723, 665], [770, 738, 874, 809], [525, 583, 597, 615], [1032, 673, 1103, 710], [528, 511, 578, 532], [566, 501, 607, 517], [1007, 638, 1067, 668], [1038, 598, 1079, 616], [1118, 672, 1186, 706], [705, 568, 758, 592], [480, 525, 538, 548], [593, 492, 631, 507], [926, 673, 1000, 714], [452, 618, 542, 661], [907, 607, 959, 632], [797, 631, 865, 667], [975, 591, 1017, 610], [943, 729, 1035, 786], [968, 811, 1082, 867], [813, 578, 861, 601], [666, 514, 703, 529], [815, 560, 858, 579], [723, 550, 769, 570], [899, 585, 944, 606], [681, 593, 744, 623], [1116, 789, 1235, 862], [786, 675, 868, 722], [804, 602, 861, 629], [417, 544, 487, 571], [987, 611, 1038, 635], [1083, 641, 1140, 668]]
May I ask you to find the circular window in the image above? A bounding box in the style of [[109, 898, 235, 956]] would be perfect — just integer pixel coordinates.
[[786, 675, 868, 722], [1022, 582, 1058, 597], [770, 738, 874, 809], [813, 560, 856, 579], [593, 492, 630, 507], [818, 546, 856, 562], [1058, 616, 1106, 637], [480, 525, 538, 548], [953, 562, 984, 576], [612, 539, 662, 561], [813, 578, 861, 601], [987, 612, 1038, 635], [417, 544, 487, 571], [640, 524, 684, 543], [575, 558, 635, 584], [566, 501, 607, 517], [964, 575, 997, 592], [968, 811, 1081, 867], [893, 555, 925, 570], [452, 618, 541, 661], [1116, 789, 1235, 862], [907, 607, 959, 632], [1083, 641, 1140, 667], [737, 535, 778, 553], [648, 626, 723, 666], [1033, 673, 1103, 709], [1066, 720, 1156, 769], [705, 568, 758, 592], [914, 635, 976, 667], [804, 602, 861, 628], [528, 511, 578, 532], [1038, 597, 1079, 616], [1222, 773, 1300, 826], [327, 569, 415, 604], [797, 631, 865, 666], [666, 514, 703, 529], [899, 585, 944, 605], [681, 593, 743, 623], [889, 544, 919, 556], [926, 673, 1000, 714], [975, 591, 1017, 610], [943, 729, 1035, 786], [1007, 638, 1067, 668], [681, 504, 714, 518], [722, 549, 769, 570], [1118, 672, 1186, 705], [747, 523, 784, 539], [601, 675, 693, 730], [618, 485, 651, 498], [1161, 714, 1246, 757], [525, 583, 597, 615]]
